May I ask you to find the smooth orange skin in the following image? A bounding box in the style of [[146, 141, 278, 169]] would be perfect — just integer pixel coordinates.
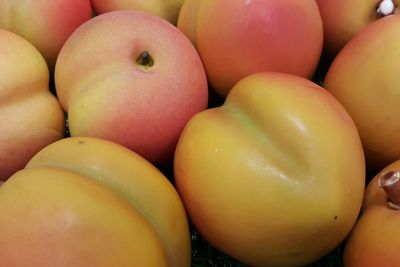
[[324, 15, 400, 172], [178, 0, 323, 97], [316, 0, 397, 60], [0, 167, 169, 267], [0, 0, 92, 71], [174, 72, 365, 267], [26, 137, 191, 267], [0, 29, 65, 181], [55, 10, 208, 166], [343, 160, 400, 267], [91, 0, 185, 25]]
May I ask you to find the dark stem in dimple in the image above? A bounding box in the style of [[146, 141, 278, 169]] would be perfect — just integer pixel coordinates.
[[378, 170, 400, 210], [136, 51, 154, 67]]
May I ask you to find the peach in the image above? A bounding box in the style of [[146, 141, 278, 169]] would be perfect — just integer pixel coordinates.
[[324, 14, 400, 171], [91, 0, 185, 25], [55, 10, 208, 166], [16, 137, 191, 267], [174, 72, 365, 267], [0, 0, 93, 71], [0, 29, 65, 181], [178, 0, 323, 97]]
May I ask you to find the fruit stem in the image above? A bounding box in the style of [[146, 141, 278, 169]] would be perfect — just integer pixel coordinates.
[[378, 170, 400, 210], [377, 0, 397, 16], [136, 51, 154, 67]]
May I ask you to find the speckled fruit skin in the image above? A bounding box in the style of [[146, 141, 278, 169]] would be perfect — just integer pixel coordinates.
[[55, 10, 208, 166], [316, 0, 398, 60], [0, 137, 191, 267], [91, 0, 185, 25], [0, 29, 65, 181], [0, 0, 92, 71], [174, 72, 365, 267], [177, 0, 323, 97], [343, 159, 400, 267], [324, 15, 400, 172]]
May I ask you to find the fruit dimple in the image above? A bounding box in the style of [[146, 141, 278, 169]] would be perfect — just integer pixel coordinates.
[[223, 103, 311, 184]]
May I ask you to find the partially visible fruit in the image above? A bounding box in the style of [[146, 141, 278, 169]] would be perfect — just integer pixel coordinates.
[[343, 159, 400, 267], [178, 0, 323, 97], [0, 0, 93, 71], [0, 29, 65, 181], [324, 14, 400, 171], [0, 137, 191, 267]]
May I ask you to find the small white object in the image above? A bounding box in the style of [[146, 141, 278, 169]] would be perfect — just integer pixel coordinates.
[[377, 0, 395, 16]]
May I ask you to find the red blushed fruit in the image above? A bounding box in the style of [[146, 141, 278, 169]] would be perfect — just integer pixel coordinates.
[[55, 10, 208, 166], [178, 0, 323, 97]]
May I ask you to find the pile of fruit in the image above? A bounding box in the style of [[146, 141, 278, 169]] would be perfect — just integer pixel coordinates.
[[1, 0, 400, 266]]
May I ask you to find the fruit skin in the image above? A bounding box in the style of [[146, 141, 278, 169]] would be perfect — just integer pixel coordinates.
[[174, 72, 365, 267], [0, 0, 93, 71], [316, 0, 397, 60], [0, 137, 191, 267], [324, 15, 400, 172], [91, 0, 185, 25], [343, 159, 400, 267], [55, 10, 208, 166], [0, 29, 65, 181], [178, 0, 323, 97]]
